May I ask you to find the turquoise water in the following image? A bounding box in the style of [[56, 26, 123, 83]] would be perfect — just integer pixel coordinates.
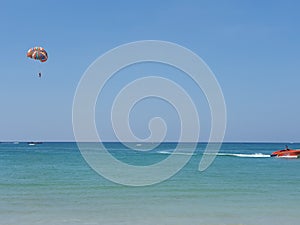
[[0, 142, 300, 225]]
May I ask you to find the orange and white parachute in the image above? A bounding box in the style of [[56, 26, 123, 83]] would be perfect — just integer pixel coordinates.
[[27, 47, 48, 62]]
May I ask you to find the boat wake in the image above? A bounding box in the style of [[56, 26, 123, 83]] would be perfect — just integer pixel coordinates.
[[212, 153, 270, 158], [157, 151, 270, 158], [157, 150, 196, 156]]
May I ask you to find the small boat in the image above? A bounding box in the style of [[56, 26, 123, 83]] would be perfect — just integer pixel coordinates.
[[271, 149, 300, 158], [27, 142, 43, 146]]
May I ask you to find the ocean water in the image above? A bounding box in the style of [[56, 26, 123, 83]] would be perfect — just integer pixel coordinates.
[[0, 142, 299, 225]]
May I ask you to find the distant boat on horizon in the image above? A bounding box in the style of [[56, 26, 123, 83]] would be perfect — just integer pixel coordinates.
[[0, 141, 19, 144], [27, 142, 43, 146]]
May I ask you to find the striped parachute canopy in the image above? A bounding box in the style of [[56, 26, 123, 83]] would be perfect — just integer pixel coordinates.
[[27, 47, 48, 62]]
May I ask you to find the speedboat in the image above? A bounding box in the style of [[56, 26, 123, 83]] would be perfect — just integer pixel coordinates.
[[271, 149, 300, 158], [27, 142, 43, 146]]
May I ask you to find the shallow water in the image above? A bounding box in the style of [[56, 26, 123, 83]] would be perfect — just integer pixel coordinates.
[[0, 142, 299, 225]]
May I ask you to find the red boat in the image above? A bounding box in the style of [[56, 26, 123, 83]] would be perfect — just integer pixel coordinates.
[[271, 149, 300, 158]]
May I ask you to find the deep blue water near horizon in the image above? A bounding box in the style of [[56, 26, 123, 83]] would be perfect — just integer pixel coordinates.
[[0, 142, 300, 225]]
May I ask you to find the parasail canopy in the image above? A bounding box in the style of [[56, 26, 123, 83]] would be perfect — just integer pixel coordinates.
[[27, 47, 48, 62]]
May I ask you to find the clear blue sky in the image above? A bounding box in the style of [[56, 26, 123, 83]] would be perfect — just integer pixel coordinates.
[[0, 0, 299, 142]]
